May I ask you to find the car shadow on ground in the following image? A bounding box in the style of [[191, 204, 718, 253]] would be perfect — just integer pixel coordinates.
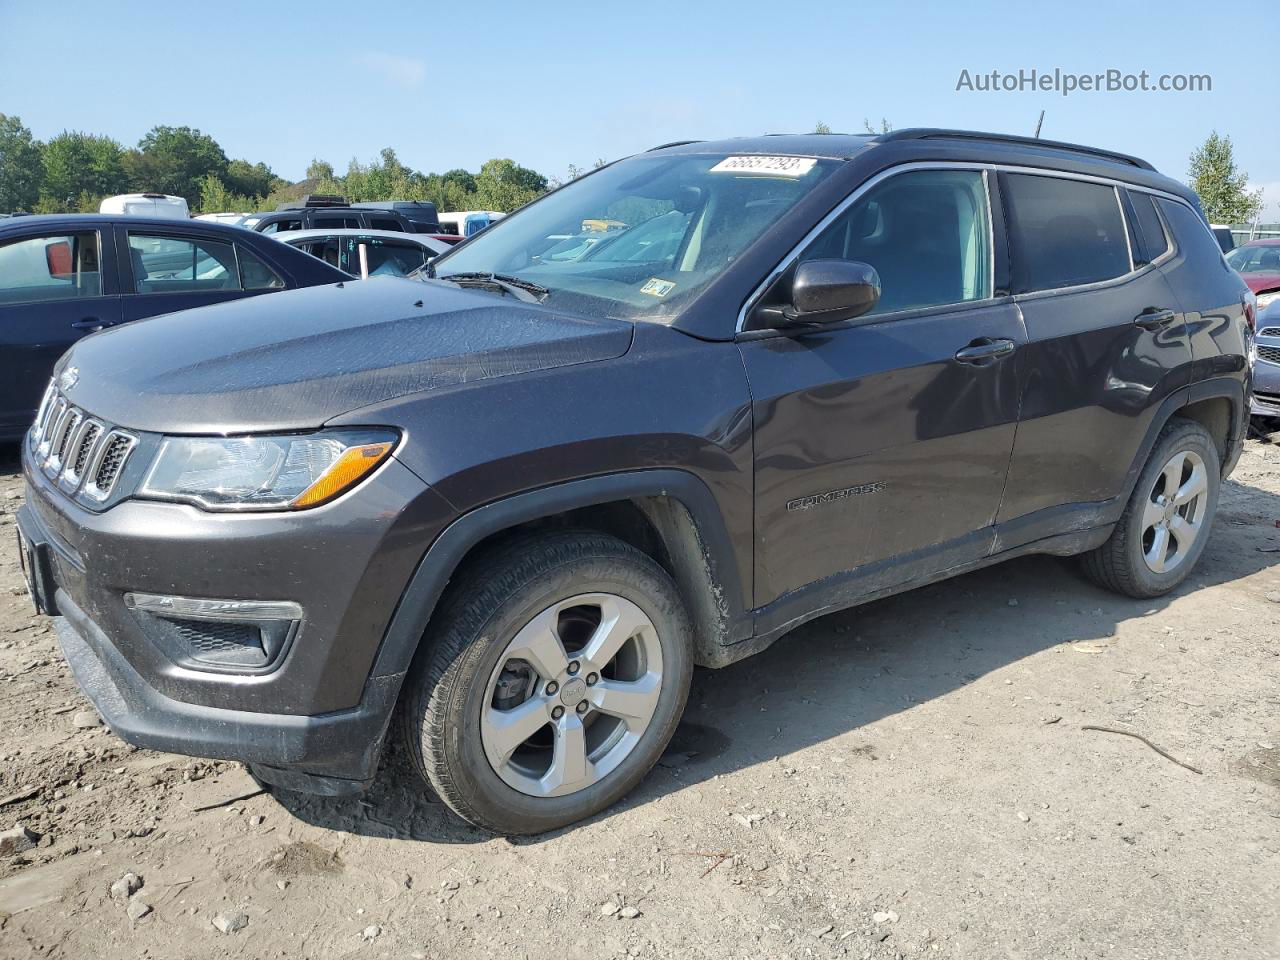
[[277, 472, 1280, 844]]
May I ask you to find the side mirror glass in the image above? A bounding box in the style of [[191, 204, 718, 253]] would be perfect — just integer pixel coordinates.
[[45, 240, 73, 279], [784, 259, 880, 325]]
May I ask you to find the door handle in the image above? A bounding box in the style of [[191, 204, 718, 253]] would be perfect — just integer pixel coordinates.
[[71, 318, 103, 332], [1135, 308, 1177, 330], [954, 338, 1016, 364]]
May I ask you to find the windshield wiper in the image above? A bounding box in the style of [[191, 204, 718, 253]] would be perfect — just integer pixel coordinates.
[[433, 272, 550, 304]]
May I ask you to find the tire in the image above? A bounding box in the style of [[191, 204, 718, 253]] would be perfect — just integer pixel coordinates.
[[398, 531, 693, 835], [1081, 417, 1220, 598]]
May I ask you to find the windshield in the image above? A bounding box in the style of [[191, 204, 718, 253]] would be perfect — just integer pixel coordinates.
[[1226, 243, 1280, 274], [429, 153, 838, 320]]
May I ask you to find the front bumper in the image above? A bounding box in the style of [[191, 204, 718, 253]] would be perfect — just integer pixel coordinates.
[[18, 441, 454, 792]]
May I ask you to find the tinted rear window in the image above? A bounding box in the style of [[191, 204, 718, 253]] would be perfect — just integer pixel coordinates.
[[1158, 198, 1229, 270], [1128, 192, 1170, 263], [1002, 173, 1131, 293]]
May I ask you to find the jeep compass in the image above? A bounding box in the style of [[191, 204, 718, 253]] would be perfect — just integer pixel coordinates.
[[17, 129, 1251, 834]]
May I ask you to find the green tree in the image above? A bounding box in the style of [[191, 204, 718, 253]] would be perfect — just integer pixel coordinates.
[[129, 125, 229, 204], [442, 168, 477, 194], [813, 121, 832, 134], [223, 159, 279, 200], [473, 158, 548, 211], [40, 131, 126, 211], [1189, 131, 1264, 224], [0, 113, 42, 212], [863, 118, 892, 134], [306, 158, 335, 181]]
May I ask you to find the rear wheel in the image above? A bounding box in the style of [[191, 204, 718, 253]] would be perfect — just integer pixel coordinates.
[[1081, 418, 1220, 598], [399, 532, 692, 834]]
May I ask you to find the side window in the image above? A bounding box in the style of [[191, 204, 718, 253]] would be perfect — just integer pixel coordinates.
[[0, 232, 102, 304], [796, 169, 991, 315], [315, 216, 358, 230], [1158, 199, 1230, 269], [370, 218, 403, 232], [237, 245, 286, 290], [364, 240, 429, 277], [1128, 192, 1170, 264], [128, 234, 238, 294], [1002, 173, 1131, 293], [262, 218, 303, 235]]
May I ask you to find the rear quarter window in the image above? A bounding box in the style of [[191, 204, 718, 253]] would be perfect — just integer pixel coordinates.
[[1157, 198, 1231, 271], [1002, 173, 1131, 294]]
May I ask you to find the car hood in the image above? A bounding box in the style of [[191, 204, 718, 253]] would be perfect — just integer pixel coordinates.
[[56, 278, 634, 434], [1243, 272, 1280, 294]]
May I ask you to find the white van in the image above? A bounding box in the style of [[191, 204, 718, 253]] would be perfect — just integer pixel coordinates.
[[99, 193, 190, 219], [437, 210, 505, 237]]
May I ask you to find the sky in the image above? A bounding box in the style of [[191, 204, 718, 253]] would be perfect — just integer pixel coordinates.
[[2, 0, 1277, 218]]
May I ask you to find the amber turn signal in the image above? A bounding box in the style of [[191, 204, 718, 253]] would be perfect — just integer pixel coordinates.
[[290, 441, 395, 508]]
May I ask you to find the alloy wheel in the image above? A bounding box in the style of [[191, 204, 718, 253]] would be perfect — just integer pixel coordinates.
[[1140, 448, 1209, 573], [479, 593, 663, 798]]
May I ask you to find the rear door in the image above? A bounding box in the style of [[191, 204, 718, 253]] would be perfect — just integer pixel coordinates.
[[740, 167, 1025, 611], [0, 228, 122, 437], [116, 226, 285, 323], [994, 172, 1193, 545]]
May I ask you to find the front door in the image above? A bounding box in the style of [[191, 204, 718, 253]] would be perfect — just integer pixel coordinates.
[[0, 228, 123, 438], [739, 167, 1024, 613]]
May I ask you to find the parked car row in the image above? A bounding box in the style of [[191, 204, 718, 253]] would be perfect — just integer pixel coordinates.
[[0, 214, 346, 439], [10, 128, 1252, 837]]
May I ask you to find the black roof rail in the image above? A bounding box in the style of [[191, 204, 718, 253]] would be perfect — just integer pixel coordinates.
[[874, 128, 1155, 171], [647, 140, 703, 152]]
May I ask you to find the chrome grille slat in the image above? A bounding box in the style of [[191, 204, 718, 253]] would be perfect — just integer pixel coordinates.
[[84, 431, 137, 502], [27, 385, 138, 504]]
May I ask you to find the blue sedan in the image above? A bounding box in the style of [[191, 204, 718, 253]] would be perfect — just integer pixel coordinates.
[[0, 214, 346, 441]]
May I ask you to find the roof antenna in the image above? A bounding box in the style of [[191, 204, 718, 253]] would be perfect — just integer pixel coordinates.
[[1033, 110, 1045, 139]]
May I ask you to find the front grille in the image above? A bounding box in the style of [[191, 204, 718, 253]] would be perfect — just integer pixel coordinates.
[[28, 381, 137, 504], [1258, 345, 1280, 366], [1260, 327, 1280, 338]]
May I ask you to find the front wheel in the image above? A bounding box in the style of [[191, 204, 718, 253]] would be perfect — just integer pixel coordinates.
[[1081, 417, 1220, 598], [399, 532, 693, 835]]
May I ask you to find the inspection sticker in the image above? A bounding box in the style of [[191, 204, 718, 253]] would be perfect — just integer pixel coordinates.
[[640, 277, 676, 297], [709, 155, 818, 177]]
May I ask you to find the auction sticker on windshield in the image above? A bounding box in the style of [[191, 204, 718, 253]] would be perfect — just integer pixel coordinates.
[[640, 277, 676, 297], [709, 156, 818, 177]]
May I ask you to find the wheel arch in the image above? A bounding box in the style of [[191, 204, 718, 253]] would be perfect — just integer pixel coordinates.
[[366, 470, 751, 707], [1121, 378, 1245, 503]]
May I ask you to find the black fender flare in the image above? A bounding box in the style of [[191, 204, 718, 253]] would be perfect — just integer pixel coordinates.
[[363, 468, 750, 701], [1120, 377, 1246, 506]]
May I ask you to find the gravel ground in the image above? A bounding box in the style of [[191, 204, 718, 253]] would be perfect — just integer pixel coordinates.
[[0, 440, 1277, 960]]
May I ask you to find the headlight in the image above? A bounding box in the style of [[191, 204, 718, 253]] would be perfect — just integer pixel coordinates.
[[1258, 291, 1280, 311], [138, 429, 398, 511]]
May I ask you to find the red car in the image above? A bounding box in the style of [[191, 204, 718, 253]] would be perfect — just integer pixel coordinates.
[[1226, 238, 1280, 313]]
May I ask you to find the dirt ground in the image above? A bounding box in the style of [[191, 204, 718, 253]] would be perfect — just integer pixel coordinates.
[[0, 440, 1277, 960]]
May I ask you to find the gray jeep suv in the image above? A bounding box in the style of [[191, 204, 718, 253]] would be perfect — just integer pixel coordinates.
[[16, 130, 1252, 834]]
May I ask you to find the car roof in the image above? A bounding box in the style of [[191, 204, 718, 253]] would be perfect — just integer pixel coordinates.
[[0, 213, 253, 234], [650, 128, 1193, 199], [278, 228, 438, 244], [1239, 238, 1280, 247]]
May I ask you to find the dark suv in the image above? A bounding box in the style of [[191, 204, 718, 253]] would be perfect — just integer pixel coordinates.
[[247, 195, 422, 235], [16, 130, 1252, 834]]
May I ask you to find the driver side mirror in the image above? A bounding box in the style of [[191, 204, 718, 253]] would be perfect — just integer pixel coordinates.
[[782, 259, 880, 325]]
